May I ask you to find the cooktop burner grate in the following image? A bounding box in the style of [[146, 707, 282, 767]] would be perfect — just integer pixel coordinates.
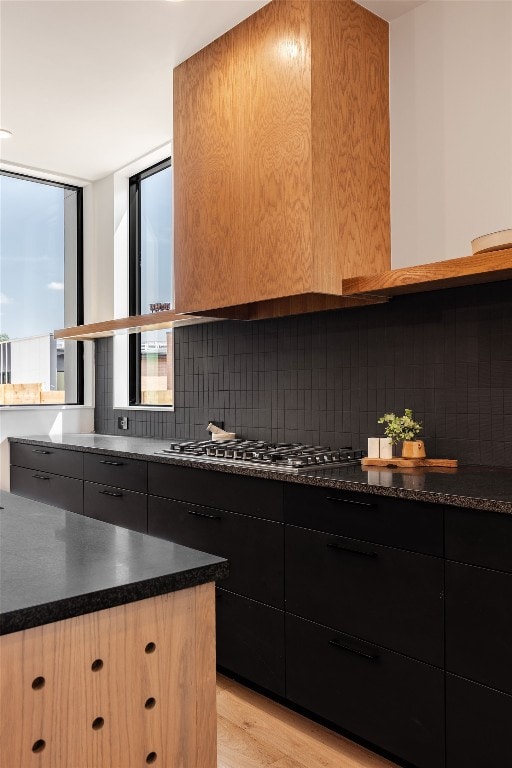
[[155, 440, 366, 473]]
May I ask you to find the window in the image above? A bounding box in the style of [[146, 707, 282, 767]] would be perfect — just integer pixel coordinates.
[[129, 158, 173, 407], [0, 171, 83, 405]]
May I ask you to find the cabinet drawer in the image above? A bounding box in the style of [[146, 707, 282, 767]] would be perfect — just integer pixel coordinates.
[[148, 462, 283, 521], [84, 452, 147, 493], [285, 525, 444, 666], [216, 589, 285, 696], [284, 484, 443, 556], [446, 673, 512, 768], [10, 465, 83, 515], [286, 614, 445, 768], [10, 442, 83, 480], [446, 561, 512, 694], [148, 496, 283, 608], [445, 506, 512, 573], [84, 481, 147, 533]]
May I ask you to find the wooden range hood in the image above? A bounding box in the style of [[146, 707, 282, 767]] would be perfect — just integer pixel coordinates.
[[173, 0, 391, 320], [54, 0, 512, 342]]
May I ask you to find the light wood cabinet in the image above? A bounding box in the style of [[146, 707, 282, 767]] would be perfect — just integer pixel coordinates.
[[173, 0, 390, 319]]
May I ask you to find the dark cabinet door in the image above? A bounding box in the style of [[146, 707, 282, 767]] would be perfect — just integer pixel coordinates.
[[148, 462, 283, 521], [148, 495, 284, 608], [286, 614, 445, 768], [446, 561, 512, 694], [284, 484, 443, 556], [84, 482, 147, 533], [216, 588, 285, 696], [10, 465, 83, 515], [286, 525, 444, 666], [446, 673, 512, 768], [84, 453, 147, 493], [10, 442, 83, 479], [445, 506, 512, 574]]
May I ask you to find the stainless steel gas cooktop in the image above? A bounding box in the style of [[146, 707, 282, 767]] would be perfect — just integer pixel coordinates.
[[156, 440, 366, 474]]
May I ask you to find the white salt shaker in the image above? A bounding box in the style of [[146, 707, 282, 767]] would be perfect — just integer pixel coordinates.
[[367, 437, 380, 458], [379, 437, 393, 459]]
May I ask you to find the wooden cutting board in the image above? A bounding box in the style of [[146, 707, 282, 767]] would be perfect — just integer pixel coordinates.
[[362, 457, 458, 468]]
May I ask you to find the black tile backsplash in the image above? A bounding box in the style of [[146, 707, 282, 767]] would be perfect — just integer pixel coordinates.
[[95, 280, 512, 466]]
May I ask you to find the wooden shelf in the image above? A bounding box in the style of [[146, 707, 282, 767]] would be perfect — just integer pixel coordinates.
[[342, 248, 512, 298], [54, 310, 210, 341], [56, 250, 512, 339]]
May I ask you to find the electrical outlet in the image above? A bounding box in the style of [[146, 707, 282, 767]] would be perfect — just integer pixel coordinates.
[[118, 416, 128, 430]]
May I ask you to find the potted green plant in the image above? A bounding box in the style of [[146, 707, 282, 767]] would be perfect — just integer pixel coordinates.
[[378, 408, 425, 458]]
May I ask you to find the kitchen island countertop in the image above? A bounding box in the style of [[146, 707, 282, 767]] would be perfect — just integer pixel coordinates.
[[0, 490, 228, 636]]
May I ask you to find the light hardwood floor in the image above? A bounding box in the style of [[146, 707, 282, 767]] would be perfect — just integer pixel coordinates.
[[217, 675, 399, 768]]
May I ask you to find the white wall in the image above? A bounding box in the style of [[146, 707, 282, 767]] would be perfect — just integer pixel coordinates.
[[0, 406, 94, 490], [85, 175, 115, 322], [390, 1, 512, 267]]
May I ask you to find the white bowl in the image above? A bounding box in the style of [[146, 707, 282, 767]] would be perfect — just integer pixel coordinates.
[[471, 228, 512, 255]]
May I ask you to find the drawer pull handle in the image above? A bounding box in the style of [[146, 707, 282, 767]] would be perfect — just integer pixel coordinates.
[[32, 449, 51, 455], [326, 542, 377, 558], [32, 474, 50, 480], [187, 510, 221, 520], [99, 490, 123, 498], [99, 460, 125, 466], [326, 496, 376, 508], [328, 638, 379, 661]]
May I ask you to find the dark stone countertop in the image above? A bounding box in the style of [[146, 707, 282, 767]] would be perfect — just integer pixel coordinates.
[[8, 433, 512, 516], [0, 490, 228, 636]]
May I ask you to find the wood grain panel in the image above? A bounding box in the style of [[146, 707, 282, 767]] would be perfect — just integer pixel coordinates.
[[241, 0, 313, 304], [343, 248, 512, 297], [0, 585, 216, 768], [311, 0, 390, 289], [196, 581, 218, 767], [174, 0, 389, 319], [192, 291, 387, 321], [174, 21, 245, 314], [172, 0, 390, 318]]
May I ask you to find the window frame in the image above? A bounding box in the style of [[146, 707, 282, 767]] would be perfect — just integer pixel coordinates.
[[128, 156, 172, 407], [0, 169, 84, 405]]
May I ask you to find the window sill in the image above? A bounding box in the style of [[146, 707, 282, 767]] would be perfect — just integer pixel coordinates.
[[113, 405, 175, 413], [0, 404, 94, 411]]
